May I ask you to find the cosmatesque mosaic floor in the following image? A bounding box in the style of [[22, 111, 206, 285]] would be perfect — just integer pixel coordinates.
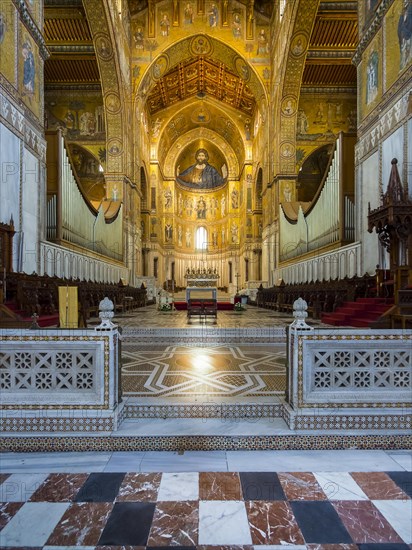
[[121, 343, 286, 397], [0, 469, 411, 547], [115, 303, 298, 399]]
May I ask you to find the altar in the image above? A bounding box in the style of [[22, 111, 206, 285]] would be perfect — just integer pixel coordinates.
[[184, 267, 219, 288]]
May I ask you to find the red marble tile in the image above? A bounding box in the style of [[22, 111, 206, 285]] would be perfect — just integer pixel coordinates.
[[0, 502, 24, 531], [46, 502, 113, 546], [278, 472, 328, 501], [116, 473, 161, 502], [246, 500, 305, 545], [29, 473, 89, 502], [332, 500, 404, 543], [350, 472, 410, 500], [0, 474, 10, 485], [306, 545, 359, 550], [148, 501, 198, 546], [199, 472, 242, 500], [96, 547, 145, 549]]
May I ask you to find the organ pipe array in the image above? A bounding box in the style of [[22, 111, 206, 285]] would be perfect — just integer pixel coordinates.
[[47, 132, 123, 262], [279, 134, 355, 262]]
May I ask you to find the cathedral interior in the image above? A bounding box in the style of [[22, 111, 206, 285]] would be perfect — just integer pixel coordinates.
[[0, 0, 411, 543]]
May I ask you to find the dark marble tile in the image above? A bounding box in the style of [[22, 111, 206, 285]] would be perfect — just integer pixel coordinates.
[[246, 500, 304, 545], [278, 472, 328, 501], [96, 546, 146, 550], [385, 472, 412, 498], [30, 473, 89, 502], [199, 472, 242, 500], [351, 472, 410, 500], [306, 545, 358, 550], [98, 502, 156, 546], [291, 501, 353, 544], [332, 501, 403, 544], [0, 502, 24, 531], [147, 547, 195, 550], [197, 547, 254, 550], [47, 502, 113, 546], [74, 473, 125, 502], [239, 472, 285, 501]]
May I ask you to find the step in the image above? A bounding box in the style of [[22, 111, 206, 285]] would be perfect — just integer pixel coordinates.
[[117, 417, 291, 436]]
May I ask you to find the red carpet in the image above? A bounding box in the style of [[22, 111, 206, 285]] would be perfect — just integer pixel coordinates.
[[321, 297, 393, 327]]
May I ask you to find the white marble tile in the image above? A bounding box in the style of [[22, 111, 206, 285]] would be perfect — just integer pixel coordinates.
[[103, 451, 145, 472], [0, 452, 111, 473], [227, 450, 407, 473], [157, 472, 199, 500], [199, 500, 252, 545], [313, 472, 369, 500], [140, 451, 228, 472], [0, 502, 69, 546], [373, 499, 412, 543], [0, 473, 48, 502], [387, 452, 412, 471]]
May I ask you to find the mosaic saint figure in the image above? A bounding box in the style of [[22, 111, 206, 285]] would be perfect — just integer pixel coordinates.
[[134, 27, 144, 49], [160, 13, 170, 36], [22, 41, 35, 95], [232, 13, 242, 39], [208, 3, 218, 27], [184, 3, 193, 24], [366, 50, 378, 104], [0, 13, 6, 45], [398, 0, 412, 70], [176, 149, 226, 189], [257, 29, 268, 55]]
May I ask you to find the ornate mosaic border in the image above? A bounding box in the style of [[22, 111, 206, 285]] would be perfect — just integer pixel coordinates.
[[1, 416, 114, 433], [125, 403, 284, 419], [0, 434, 410, 452]]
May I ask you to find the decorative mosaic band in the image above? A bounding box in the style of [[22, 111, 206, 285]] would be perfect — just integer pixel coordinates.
[[1, 434, 410, 453], [124, 403, 284, 419]]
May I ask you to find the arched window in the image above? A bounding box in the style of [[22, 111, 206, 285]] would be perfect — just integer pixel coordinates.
[[195, 226, 208, 250]]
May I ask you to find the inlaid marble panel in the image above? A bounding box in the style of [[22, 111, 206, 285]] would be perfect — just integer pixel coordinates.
[[148, 500, 199, 546], [278, 472, 328, 500], [246, 500, 305, 545], [116, 472, 161, 502], [199, 472, 242, 500]]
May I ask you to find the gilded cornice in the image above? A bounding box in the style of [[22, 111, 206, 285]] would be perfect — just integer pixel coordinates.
[[320, 2, 357, 10], [11, 0, 50, 61], [47, 45, 95, 53], [352, 0, 394, 67]]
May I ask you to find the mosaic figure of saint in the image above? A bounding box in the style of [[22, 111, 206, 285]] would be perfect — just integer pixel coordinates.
[[134, 27, 144, 49], [398, 0, 412, 70], [176, 148, 226, 189], [257, 29, 268, 55], [232, 13, 241, 39], [208, 3, 218, 27], [184, 3, 193, 24], [22, 41, 35, 95], [160, 14, 170, 36]]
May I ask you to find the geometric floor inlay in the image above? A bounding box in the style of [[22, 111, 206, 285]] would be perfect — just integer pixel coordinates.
[[121, 344, 286, 397]]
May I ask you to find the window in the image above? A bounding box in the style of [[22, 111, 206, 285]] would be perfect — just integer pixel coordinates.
[[195, 226, 208, 250]]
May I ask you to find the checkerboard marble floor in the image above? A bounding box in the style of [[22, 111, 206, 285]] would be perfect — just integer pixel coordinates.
[[1, 452, 411, 549]]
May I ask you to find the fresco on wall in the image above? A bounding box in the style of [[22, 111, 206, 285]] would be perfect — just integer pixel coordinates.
[[0, 4, 16, 87], [176, 144, 227, 189], [19, 28, 40, 118]]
